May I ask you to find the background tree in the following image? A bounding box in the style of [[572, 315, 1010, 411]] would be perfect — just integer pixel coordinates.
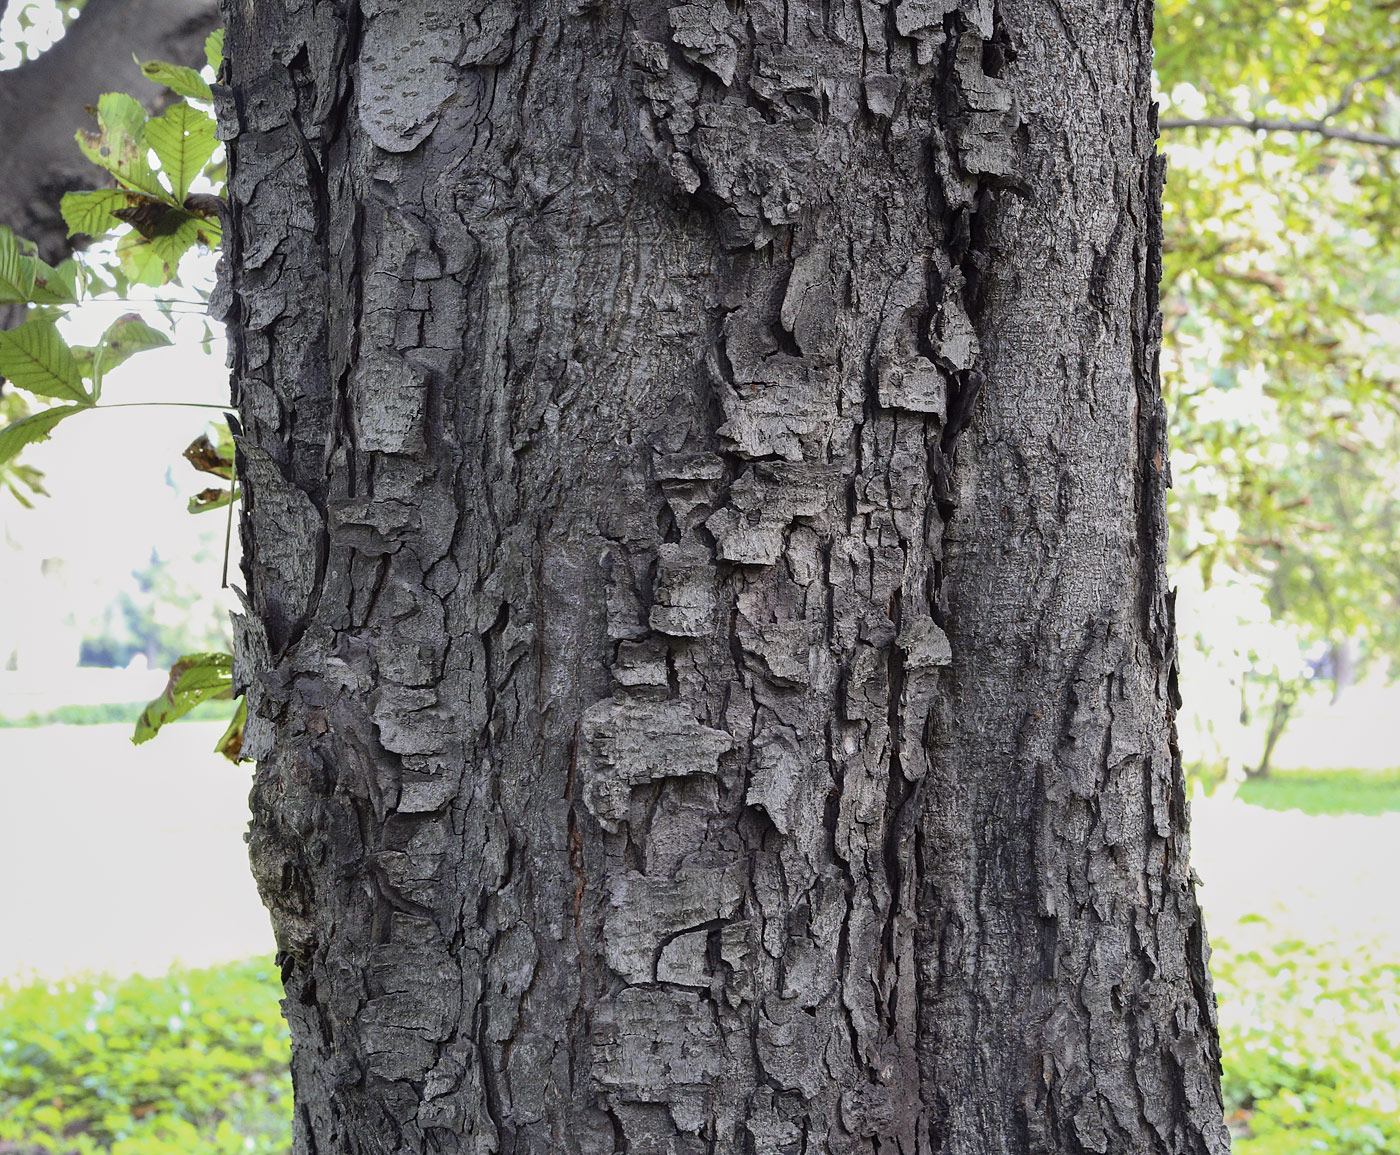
[[1156, 0, 1400, 774], [222, 1, 1227, 1152], [0, 0, 220, 507]]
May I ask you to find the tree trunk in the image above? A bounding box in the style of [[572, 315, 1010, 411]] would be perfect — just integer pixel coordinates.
[[219, 0, 1230, 1151]]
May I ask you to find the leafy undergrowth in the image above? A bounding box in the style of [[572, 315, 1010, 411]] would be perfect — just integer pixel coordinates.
[[0, 700, 238, 730], [0, 959, 291, 1155], [1217, 937, 1400, 1155], [1237, 767, 1400, 817], [1, 942, 1397, 1152]]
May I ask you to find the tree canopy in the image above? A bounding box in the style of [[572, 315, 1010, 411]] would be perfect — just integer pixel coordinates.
[[1155, 0, 1400, 771]]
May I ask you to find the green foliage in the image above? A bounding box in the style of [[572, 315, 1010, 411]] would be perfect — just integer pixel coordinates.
[[203, 29, 224, 74], [74, 92, 169, 201], [0, 399, 87, 466], [1216, 938, 1400, 1155], [0, 958, 292, 1155], [132, 651, 233, 747], [1154, 1, 1400, 765], [0, 49, 243, 760], [77, 314, 173, 392], [3, 939, 1391, 1155], [1237, 766, 1400, 816], [61, 73, 221, 290], [136, 58, 213, 104], [0, 226, 80, 305], [0, 393, 49, 506], [142, 102, 218, 203], [60, 189, 138, 239], [0, 698, 239, 729], [0, 317, 91, 403]]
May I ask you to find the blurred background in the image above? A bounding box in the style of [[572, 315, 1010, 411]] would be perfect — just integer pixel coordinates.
[[2, 1, 1399, 1153]]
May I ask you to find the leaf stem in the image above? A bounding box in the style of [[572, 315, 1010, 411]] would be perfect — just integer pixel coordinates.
[[96, 401, 231, 411]]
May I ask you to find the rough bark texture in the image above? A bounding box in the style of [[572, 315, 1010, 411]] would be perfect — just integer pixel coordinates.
[[219, 0, 1230, 1152]]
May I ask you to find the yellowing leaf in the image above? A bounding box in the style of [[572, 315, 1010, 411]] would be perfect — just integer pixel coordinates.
[[75, 93, 171, 202], [133, 652, 235, 745], [184, 427, 236, 479], [189, 485, 238, 514], [144, 101, 217, 202], [215, 697, 247, 763], [0, 320, 90, 403]]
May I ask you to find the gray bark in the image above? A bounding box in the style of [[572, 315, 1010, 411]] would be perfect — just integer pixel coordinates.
[[0, 0, 220, 262], [219, 1, 1230, 1152]]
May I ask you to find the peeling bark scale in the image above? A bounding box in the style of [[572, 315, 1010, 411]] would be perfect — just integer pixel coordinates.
[[216, 0, 1231, 1151]]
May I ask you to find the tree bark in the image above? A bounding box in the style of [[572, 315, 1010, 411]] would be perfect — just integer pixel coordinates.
[[219, 0, 1230, 1152]]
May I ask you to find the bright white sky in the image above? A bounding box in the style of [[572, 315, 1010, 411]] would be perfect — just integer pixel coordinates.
[[0, 0, 71, 69], [1, 7, 237, 673], [0, 254, 240, 672]]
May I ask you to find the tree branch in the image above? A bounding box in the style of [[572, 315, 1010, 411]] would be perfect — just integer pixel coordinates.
[[1160, 115, 1400, 150], [1322, 64, 1398, 122]]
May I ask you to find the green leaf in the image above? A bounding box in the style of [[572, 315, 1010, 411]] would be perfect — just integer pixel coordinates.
[[205, 28, 224, 74], [215, 697, 247, 763], [0, 404, 85, 467], [0, 226, 36, 302], [113, 207, 221, 286], [144, 101, 218, 203], [114, 235, 170, 287], [61, 189, 138, 238], [75, 92, 171, 202], [88, 314, 172, 389], [27, 256, 80, 305], [138, 58, 213, 103], [0, 320, 90, 403], [78, 313, 174, 394], [132, 652, 235, 745], [0, 227, 74, 305]]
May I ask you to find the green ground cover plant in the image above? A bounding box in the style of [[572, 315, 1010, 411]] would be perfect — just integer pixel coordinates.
[[3, 942, 1398, 1154], [0, 699, 238, 730], [0, 958, 290, 1155], [1217, 936, 1400, 1155], [1238, 767, 1400, 817]]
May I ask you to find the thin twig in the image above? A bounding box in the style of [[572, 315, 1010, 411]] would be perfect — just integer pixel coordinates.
[[1323, 63, 1398, 122], [221, 482, 237, 589], [1160, 115, 1400, 150], [98, 401, 230, 410]]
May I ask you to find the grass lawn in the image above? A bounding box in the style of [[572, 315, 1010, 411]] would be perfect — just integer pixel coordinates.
[[1238, 766, 1400, 817], [0, 700, 239, 729]]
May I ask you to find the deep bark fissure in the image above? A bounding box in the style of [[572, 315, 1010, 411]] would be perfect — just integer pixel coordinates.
[[220, 0, 1229, 1151]]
